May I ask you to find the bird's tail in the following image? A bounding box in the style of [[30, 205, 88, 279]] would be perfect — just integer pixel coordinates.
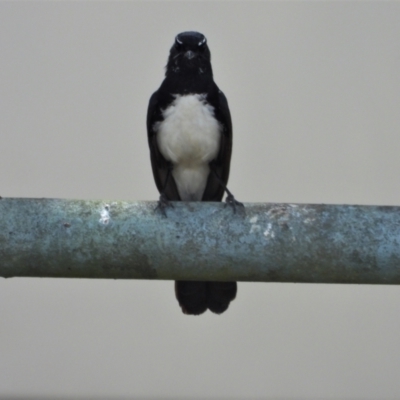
[[175, 281, 237, 315]]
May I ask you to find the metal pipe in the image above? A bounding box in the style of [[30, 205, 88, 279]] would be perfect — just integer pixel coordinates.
[[0, 198, 399, 283]]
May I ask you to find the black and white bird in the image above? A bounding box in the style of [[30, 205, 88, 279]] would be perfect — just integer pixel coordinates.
[[147, 31, 241, 315]]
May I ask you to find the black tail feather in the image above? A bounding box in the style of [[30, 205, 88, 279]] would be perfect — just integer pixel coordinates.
[[175, 281, 237, 315], [175, 281, 208, 315], [207, 281, 237, 314]]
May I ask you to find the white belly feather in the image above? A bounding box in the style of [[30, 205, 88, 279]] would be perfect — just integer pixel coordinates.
[[155, 94, 221, 201]]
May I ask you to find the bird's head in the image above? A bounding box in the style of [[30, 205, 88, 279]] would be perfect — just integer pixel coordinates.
[[166, 31, 212, 76]]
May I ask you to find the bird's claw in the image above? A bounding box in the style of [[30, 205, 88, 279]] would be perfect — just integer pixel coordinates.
[[224, 194, 244, 213], [155, 194, 174, 216]]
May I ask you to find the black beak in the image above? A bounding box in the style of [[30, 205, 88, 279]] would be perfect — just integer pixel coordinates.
[[184, 50, 196, 60]]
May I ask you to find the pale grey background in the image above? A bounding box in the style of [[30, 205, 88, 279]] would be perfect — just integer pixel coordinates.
[[1, 2, 400, 399]]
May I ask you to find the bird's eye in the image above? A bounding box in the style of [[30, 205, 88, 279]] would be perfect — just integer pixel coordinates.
[[175, 37, 183, 48], [198, 37, 207, 47]]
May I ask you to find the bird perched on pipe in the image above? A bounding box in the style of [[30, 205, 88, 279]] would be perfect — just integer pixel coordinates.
[[147, 31, 241, 315]]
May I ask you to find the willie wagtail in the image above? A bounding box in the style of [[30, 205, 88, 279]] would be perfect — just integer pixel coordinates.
[[147, 31, 241, 315]]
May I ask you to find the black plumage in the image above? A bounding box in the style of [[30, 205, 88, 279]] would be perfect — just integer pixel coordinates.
[[147, 31, 239, 315]]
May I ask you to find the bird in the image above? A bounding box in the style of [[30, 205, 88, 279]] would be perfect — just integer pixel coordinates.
[[146, 31, 241, 315]]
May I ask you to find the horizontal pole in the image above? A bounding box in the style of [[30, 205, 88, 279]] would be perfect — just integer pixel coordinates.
[[0, 198, 399, 284]]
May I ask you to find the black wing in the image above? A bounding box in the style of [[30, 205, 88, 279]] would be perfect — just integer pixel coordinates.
[[146, 90, 181, 200], [202, 89, 233, 201]]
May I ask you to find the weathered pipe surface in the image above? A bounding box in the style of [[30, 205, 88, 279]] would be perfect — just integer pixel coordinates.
[[0, 198, 400, 283]]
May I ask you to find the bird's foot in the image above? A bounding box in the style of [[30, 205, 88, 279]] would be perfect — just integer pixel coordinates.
[[155, 193, 174, 216], [224, 193, 244, 213]]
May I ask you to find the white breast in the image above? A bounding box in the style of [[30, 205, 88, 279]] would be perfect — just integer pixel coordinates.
[[155, 94, 221, 201]]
